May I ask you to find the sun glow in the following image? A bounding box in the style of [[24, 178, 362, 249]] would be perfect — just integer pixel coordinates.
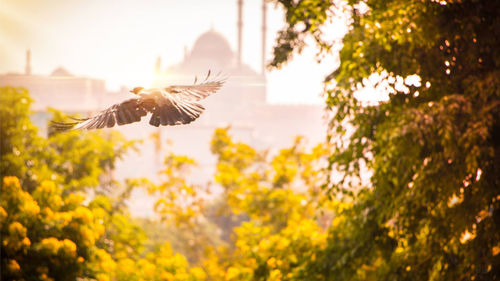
[[0, 0, 347, 104]]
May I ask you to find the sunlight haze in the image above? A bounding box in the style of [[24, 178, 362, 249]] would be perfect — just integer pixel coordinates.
[[1, 0, 344, 104]]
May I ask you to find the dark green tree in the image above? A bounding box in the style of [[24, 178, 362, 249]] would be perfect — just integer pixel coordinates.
[[270, 0, 500, 280]]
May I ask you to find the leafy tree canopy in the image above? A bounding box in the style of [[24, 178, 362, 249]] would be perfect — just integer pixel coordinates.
[[270, 0, 500, 280], [0, 87, 206, 281]]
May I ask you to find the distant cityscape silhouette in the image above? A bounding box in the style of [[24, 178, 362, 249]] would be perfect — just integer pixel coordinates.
[[1, 19, 326, 217]]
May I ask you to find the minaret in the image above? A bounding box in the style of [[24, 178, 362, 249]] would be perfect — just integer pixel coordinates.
[[154, 56, 162, 75], [25, 49, 32, 75], [261, 0, 267, 75], [237, 0, 243, 67]]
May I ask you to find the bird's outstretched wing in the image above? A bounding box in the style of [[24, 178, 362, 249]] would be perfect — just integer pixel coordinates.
[[147, 94, 205, 127], [51, 97, 155, 131], [51, 94, 205, 131], [164, 70, 226, 101], [51, 71, 226, 131]]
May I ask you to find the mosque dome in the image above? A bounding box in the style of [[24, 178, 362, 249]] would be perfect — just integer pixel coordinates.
[[50, 67, 73, 77], [189, 30, 233, 65], [162, 29, 260, 78]]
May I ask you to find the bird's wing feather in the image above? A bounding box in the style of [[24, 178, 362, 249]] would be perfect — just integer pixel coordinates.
[[51, 71, 226, 131], [75, 97, 153, 130], [148, 94, 205, 127], [51, 97, 155, 131], [52, 93, 205, 131], [164, 71, 226, 101]]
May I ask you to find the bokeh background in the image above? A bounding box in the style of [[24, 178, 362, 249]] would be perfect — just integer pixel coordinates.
[[1, 1, 499, 280]]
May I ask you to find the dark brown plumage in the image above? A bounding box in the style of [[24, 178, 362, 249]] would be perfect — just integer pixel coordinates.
[[52, 71, 225, 131]]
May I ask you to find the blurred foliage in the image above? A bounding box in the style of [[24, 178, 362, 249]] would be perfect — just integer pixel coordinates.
[[0, 87, 135, 194], [3, 0, 499, 279], [129, 153, 227, 264], [137, 127, 332, 280], [270, 0, 500, 280], [268, 0, 337, 69], [0, 87, 206, 281], [1, 87, 333, 280], [1, 176, 95, 281], [204, 128, 332, 280]]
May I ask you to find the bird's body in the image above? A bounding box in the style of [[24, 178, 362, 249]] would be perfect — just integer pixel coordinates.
[[52, 71, 225, 131]]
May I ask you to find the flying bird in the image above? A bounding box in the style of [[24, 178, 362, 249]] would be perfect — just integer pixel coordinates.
[[52, 71, 225, 131]]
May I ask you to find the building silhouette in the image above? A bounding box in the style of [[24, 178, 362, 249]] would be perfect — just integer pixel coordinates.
[[0, 1, 326, 217], [116, 29, 326, 216], [0, 50, 121, 132]]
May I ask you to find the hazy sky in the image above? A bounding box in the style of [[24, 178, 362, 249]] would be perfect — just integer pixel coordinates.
[[1, 0, 345, 104]]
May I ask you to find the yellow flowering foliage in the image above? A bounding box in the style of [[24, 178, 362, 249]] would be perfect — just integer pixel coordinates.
[[95, 243, 206, 281], [125, 128, 334, 281], [219, 218, 327, 280], [0, 177, 106, 280], [134, 152, 227, 264], [210, 129, 330, 220], [144, 153, 210, 228], [1, 88, 207, 281], [189, 129, 331, 280], [95, 248, 117, 273], [1, 176, 185, 281], [7, 259, 21, 275]]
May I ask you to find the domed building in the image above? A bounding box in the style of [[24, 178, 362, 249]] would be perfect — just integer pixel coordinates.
[[118, 29, 326, 194], [165, 30, 260, 77], [178, 30, 235, 72], [130, 29, 272, 187], [144, 30, 271, 165], [50, 66, 73, 77], [0, 54, 106, 113], [0, 15, 325, 218], [153, 29, 267, 117]]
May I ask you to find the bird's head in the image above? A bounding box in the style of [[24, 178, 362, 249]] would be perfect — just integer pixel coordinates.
[[130, 87, 144, 95]]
